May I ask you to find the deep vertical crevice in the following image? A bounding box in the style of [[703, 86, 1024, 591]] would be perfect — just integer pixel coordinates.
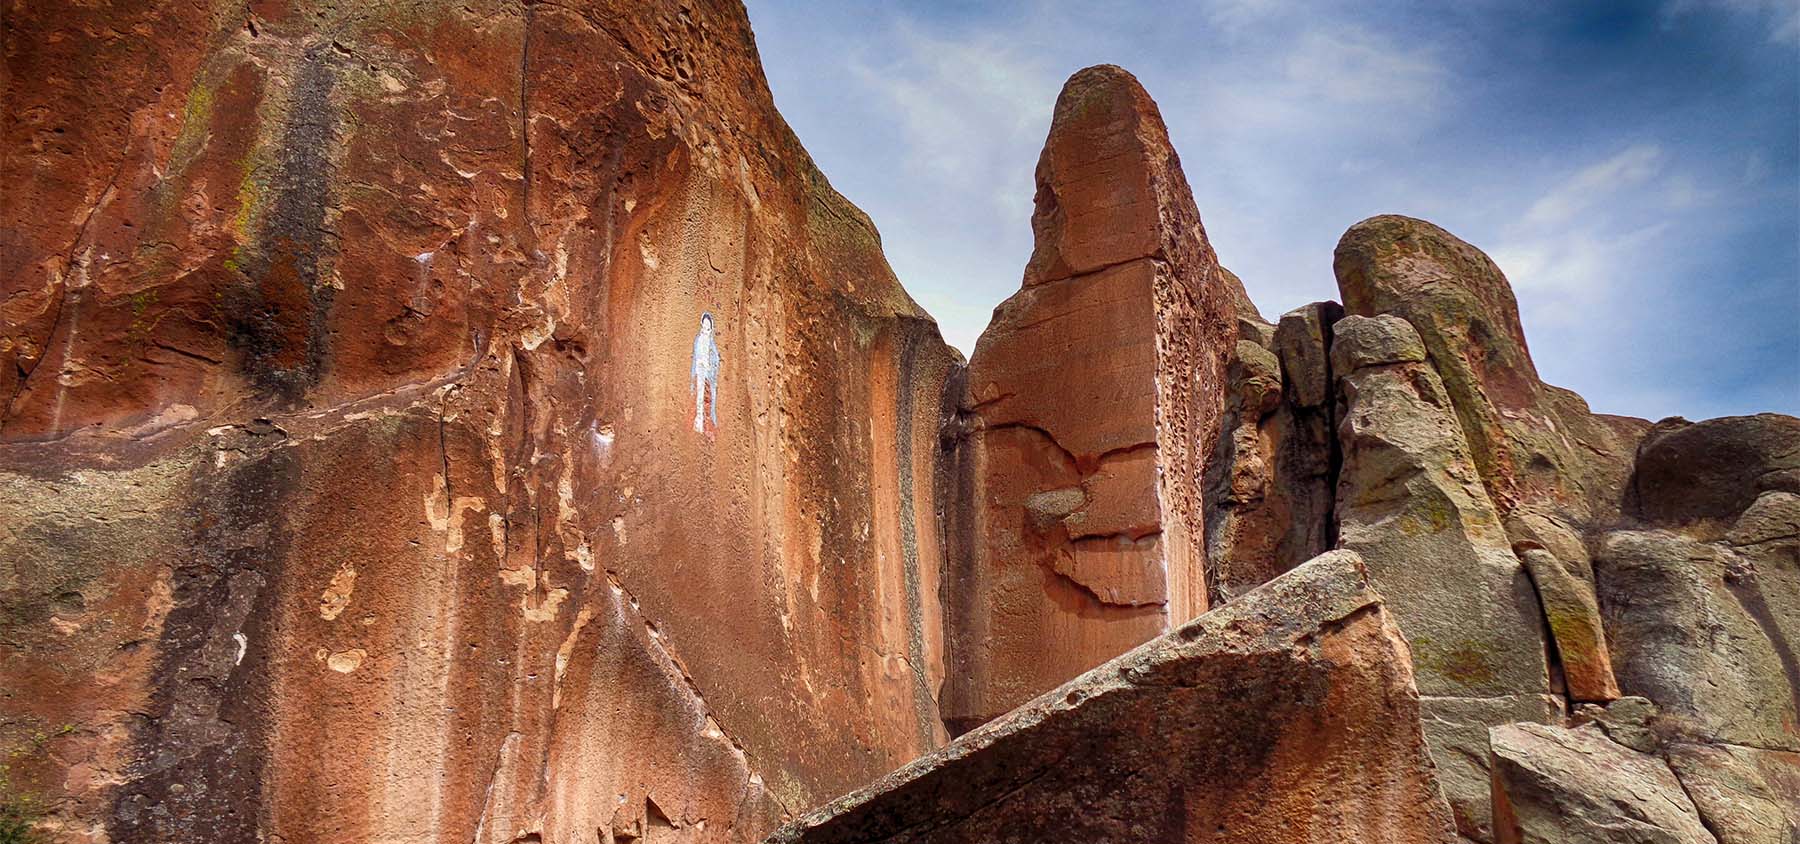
[[1319, 301, 1345, 551]]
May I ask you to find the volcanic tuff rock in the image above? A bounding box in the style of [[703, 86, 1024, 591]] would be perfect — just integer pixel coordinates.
[[770, 551, 1458, 844], [939, 64, 1235, 733], [3, 1, 955, 840], [5, 5, 1800, 844], [1333, 215, 1646, 527], [1203, 301, 1343, 600]]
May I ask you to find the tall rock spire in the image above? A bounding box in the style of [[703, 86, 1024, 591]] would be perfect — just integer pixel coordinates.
[[940, 65, 1236, 733]]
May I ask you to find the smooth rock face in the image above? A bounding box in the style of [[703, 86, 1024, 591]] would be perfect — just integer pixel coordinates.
[[1, 1, 955, 840], [941, 64, 1234, 732], [1329, 314, 1552, 839], [1332, 215, 1633, 709], [769, 551, 1457, 844], [1420, 695, 1564, 842], [1333, 215, 1629, 704], [1331, 315, 1548, 699], [1518, 548, 1620, 703], [1596, 530, 1799, 751], [1489, 723, 1716, 844]]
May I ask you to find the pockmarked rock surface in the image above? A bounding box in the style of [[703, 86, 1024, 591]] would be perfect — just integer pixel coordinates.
[[1489, 723, 1716, 844], [2, 1, 955, 840], [939, 64, 1235, 734], [768, 551, 1457, 844]]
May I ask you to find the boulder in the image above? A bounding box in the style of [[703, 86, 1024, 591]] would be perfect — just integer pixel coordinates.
[[1331, 315, 1548, 700], [1632, 415, 1800, 525], [1570, 696, 1663, 753], [1221, 266, 1275, 345], [1418, 695, 1564, 842], [1728, 490, 1800, 548], [1333, 216, 1643, 526], [1203, 341, 1288, 597], [769, 551, 1457, 844], [1273, 302, 1344, 411], [1332, 219, 1637, 722], [941, 64, 1235, 731], [1204, 304, 1343, 601], [1331, 313, 1551, 841], [1517, 547, 1619, 702], [1488, 723, 1716, 844]]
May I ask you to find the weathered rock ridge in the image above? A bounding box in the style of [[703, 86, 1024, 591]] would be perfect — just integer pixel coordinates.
[[3, 6, 1796, 844]]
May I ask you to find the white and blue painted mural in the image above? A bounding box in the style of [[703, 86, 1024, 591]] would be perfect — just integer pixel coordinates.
[[692, 311, 721, 434]]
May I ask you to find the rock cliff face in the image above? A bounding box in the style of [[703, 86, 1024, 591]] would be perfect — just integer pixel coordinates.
[[4, 5, 1797, 844], [3, 2, 953, 841]]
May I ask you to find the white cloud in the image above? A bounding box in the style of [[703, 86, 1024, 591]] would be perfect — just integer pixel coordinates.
[[848, 24, 1057, 188], [1493, 222, 1669, 301], [1521, 144, 1663, 227], [747, 0, 1796, 417], [1492, 145, 1693, 312], [1282, 29, 1447, 108]]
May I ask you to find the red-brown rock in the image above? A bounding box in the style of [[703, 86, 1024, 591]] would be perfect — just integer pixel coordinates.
[[940, 64, 1236, 733], [1, 2, 956, 840]]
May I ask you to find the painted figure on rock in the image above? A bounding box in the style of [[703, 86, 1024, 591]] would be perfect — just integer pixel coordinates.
[[692, 311, 721, 433]]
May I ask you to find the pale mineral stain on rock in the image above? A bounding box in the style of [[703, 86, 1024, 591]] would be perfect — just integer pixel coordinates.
[[326, 649, 366, 674], [318, 564, 357, 621]]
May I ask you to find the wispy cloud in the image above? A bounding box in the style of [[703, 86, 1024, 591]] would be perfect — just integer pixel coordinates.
[[1521, 144, 1664, 227], [848, 23, 1056, 189]]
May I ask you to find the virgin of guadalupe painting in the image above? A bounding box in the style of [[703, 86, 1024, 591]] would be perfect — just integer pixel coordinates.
[[692, 311, 721, 434]]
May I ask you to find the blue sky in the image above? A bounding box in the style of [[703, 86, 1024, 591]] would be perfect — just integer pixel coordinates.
[[744, 0, 1798, 420]]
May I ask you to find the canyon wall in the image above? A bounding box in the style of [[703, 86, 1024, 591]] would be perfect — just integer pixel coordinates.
[[2, 1, 954, 841]]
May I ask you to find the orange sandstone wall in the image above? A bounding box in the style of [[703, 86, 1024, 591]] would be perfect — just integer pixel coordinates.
[[0, 1, 955, 841]]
